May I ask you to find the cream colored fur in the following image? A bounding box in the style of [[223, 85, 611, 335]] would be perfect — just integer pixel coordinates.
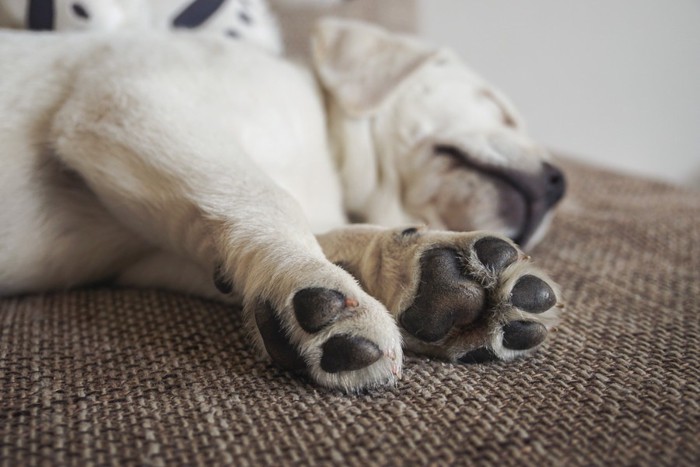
[[0, 19, 560, 391]]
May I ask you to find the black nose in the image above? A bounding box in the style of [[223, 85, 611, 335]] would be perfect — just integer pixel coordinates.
[[542, 162, 566, 207]]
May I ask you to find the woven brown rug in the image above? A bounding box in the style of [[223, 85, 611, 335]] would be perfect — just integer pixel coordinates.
[[1, 159, 699, 466]]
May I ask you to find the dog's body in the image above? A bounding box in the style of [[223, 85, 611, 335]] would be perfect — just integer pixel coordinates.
[[0, 20, 566, 391], [1, 30, 340, 294]]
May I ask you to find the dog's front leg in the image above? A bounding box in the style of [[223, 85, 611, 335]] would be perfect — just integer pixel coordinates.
[[50, 89, 401, 392]]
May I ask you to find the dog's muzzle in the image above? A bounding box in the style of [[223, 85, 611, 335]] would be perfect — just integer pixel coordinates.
[[434, 145, 567, 246], [508, 162, 566, 246]]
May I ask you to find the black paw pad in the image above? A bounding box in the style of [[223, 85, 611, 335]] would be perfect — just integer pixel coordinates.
[[458, 347, 498, 364], [255, 303, 306, 371], [502, 320, 547, 350], [293, 288, 355, 334], [474, 237, 518, 272], [400, 249, 485, 342], [320, 335, 382, 373], [511, 275, 556, 313]]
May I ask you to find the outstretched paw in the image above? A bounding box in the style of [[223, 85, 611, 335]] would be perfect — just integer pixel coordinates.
[[395, 231, 562, 363], [245, 275, 403, 392]]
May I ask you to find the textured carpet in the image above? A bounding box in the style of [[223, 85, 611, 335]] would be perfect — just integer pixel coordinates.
[[1, 159, 699, 466]]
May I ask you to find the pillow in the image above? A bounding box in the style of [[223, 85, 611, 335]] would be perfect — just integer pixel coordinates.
[[0, 0, 283, 54]]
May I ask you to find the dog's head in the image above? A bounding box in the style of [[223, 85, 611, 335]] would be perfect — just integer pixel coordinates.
[[313, 19, 566, 249]]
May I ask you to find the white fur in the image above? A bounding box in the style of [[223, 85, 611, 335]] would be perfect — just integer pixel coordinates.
[[0, 19, 561, 389]]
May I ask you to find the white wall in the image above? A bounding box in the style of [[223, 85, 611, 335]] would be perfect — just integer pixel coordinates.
[[419, 0, 700, 187]]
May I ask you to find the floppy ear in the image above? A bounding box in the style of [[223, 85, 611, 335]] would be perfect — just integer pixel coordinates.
[[312, 18, 441, 117]]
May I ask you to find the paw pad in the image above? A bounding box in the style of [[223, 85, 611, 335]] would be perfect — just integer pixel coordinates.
[[254, 303, 306, 371], [320, 335, 382, 373], [511, 275, 557, 313], [502, 320, 548, 350], [474, 237, 518, 272], [293, 288, 355, 333], [255, 285, 395, 383], [393, 233, 560, 363], [458, 347, 498, 364], [400, 249, 485, 342]]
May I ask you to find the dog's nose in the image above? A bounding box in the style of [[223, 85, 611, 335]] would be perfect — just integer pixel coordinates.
[[542, 162, 566, 207]]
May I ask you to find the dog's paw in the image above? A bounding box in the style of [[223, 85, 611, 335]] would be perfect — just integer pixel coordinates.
[[245, 275, 402, 392], [391, 230, 562, 363]]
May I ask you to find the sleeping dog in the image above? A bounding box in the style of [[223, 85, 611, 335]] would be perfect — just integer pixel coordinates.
[[0, 19, 566, 391]]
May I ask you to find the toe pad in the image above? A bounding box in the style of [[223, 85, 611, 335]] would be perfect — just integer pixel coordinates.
[[255, 303, 307, 371], [474, 237, 518, 272], [320, 335, 382, 373], [502, 320, 548, 350], [294, 288, 351, 334], [511, 275, 556, 313]]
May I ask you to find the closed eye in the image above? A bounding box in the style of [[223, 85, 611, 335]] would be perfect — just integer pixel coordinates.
[[434, 144, 469, 168]]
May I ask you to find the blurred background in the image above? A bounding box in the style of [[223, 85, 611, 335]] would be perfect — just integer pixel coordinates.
[[418, 0, 700, 188]]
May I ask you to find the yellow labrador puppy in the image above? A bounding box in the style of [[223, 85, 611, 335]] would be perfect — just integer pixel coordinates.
[[0, 19, 565, 391]]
